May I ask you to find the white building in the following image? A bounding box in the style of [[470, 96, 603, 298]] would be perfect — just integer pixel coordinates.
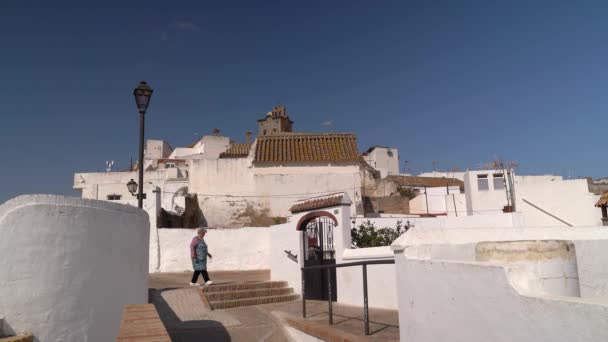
[[362, 146, 399, 178], [418, 170, 466, 181], [74, 106, 381, 228]]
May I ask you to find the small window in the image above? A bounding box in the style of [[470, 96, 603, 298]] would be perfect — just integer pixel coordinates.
[[107, 194, 122, 201], [493, 173, 505, 190], [477, 174, 489, 191], [166, 163, 176, 168]]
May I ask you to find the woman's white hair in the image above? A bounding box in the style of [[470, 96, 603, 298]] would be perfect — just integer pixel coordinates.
[[196, 227, 207, 234]]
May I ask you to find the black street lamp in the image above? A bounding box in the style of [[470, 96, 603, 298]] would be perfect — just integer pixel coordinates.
[[133, 81, 153, 208], [127, 179, 138, 196]]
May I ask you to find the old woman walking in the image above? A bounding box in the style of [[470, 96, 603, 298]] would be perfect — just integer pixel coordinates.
[[190, 227, 213, 286]]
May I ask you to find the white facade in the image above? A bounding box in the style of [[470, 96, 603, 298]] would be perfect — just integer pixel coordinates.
[[464, 170, 601, 226], [408, 185, 464, 216], [145, 139, 172, 160], [391, 226, 608, 341], [363, 146, 399, 178], [188, 158, 364, 227], [168, 135, 230, 160], [0, 195, 149, 342], [418, 171, 466, 181]]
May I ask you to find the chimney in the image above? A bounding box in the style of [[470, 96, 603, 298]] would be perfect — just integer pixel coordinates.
[[246, 131, 252, 144], [213, 128, 220, 136]]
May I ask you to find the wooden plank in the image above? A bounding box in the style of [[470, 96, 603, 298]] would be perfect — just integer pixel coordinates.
[[116, 304, 171, 342]]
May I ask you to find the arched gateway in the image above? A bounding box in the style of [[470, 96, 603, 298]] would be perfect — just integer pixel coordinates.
[[291, 193, 352, 301]]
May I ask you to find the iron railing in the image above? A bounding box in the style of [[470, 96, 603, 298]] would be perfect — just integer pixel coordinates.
[[301, 259, 395, 335]]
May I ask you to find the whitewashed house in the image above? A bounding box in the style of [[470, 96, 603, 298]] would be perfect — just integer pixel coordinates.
[[362, 146, 399, 178], [74, 105, 383, 228]]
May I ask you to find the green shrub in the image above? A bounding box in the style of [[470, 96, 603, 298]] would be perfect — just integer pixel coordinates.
[[351, 220, 409, 248], [397, 187, 417, 199]]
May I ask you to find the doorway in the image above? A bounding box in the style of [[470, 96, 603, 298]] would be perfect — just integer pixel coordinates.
[[302, 215, 337, 301]]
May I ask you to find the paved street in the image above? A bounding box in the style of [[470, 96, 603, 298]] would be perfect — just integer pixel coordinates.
[[149, 271, 289, 341], [148, 271, 400, 342]]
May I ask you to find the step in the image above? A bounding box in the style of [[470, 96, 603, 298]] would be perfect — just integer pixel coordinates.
[[203, 281, 288, 293], [205, 287, 294, 302], [209, 293, 300, 310]]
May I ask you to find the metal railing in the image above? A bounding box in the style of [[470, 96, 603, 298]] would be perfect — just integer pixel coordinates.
[[301, 259, 395, 335]]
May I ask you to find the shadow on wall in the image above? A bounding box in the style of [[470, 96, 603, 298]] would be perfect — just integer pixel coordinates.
[[158, 194, 207, 228], [148, 289, 231, 341]]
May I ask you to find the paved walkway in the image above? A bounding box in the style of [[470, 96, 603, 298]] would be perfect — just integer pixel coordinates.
[[261, 300, 400, 341], [148, 271, 399, 342], [149, 271, 287, 342]]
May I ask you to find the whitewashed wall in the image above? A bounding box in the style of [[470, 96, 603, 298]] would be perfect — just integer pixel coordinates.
[[418, 171, 466, 181], [74, 170, 188, 214], [392, 226, 608, 341], [397, 226, 608, 298], [464, 171, 601, 226], [339, 247, 397, 309], [189, 158, 363, 227], [269, 223, 303, 295], [155, 227, 271, 272], [0, 195, 149, 342], [515, 176, 600, 227], [408, 186, 462, 215], [353, 212, 523, 232], [363, 147, 399, 178], [394, 257, 608, 342]]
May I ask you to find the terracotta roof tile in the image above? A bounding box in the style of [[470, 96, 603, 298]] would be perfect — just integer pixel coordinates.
[[219, 143, 252, 158], [290, 193, 347, 213], [254, 133, 359, 163]]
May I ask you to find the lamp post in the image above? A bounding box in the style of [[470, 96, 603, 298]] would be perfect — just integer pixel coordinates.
[[133, 81, 153, 208]]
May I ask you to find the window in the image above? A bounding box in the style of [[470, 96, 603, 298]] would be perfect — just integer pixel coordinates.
[[166, 163, 176, 168], [493, 173, 505, 190], [107, 194, 122, 201], [477, 174, 489, 191]]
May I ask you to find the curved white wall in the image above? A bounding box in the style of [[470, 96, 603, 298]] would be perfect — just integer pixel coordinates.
[[393, 226, 608, 341], [0, 195, 150, 342]]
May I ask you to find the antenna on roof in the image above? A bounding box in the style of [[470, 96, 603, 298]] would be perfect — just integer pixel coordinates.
[[105, 160, 114, 172]]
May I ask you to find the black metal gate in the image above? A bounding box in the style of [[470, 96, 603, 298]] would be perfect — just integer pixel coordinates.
[[303, 216, 337, 301]]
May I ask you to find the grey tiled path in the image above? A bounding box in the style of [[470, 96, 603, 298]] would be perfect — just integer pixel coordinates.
[[149, 271, 400, 342]]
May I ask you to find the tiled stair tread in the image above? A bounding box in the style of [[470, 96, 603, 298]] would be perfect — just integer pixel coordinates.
[[205, 287, 294, 301], [210, 294, 300, 309], [203, 281, 288, 293]]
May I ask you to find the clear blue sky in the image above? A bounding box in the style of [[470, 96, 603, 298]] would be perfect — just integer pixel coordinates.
[[1, 1, 607, 202]]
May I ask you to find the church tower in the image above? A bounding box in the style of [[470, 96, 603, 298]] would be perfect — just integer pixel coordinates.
[[257, 104, 294, 135]]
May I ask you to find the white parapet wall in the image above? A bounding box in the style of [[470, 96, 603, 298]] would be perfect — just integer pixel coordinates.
[[156, 227, 271, 272], [269, 223, 303, 295], [338, 247, 397, 309], [0, 195, 150, 342], [391, 226, 608, 341], [353, 212, 523, 231]]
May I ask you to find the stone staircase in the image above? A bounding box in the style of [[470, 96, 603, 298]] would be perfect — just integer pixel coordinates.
[[203, 281, 299, 309]]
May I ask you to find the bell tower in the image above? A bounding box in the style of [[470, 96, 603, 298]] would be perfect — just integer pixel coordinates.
[[257, 104, 294, 135]]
